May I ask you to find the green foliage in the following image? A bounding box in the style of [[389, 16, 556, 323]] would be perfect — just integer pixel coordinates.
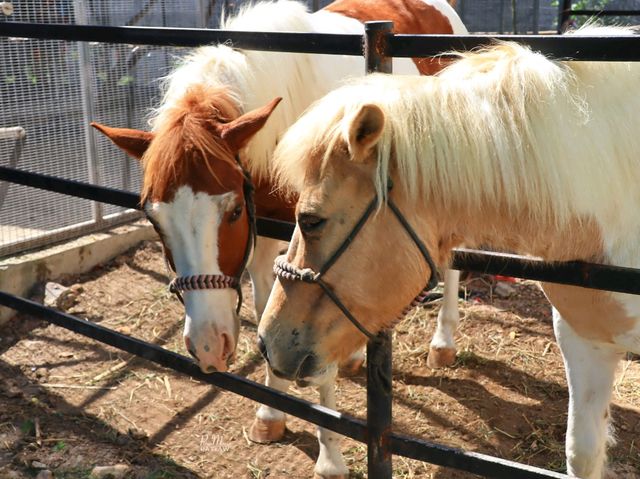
[[550, 0, 611, 9], [19, 419, 34, 435], [53, 440, 66, 452], [117, 75, 135, 86], [551, 0, 624, 27]]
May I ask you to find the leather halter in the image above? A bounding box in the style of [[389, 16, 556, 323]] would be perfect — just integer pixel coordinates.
[[274, 181, 439, 340], [157, 155, 257, 314]]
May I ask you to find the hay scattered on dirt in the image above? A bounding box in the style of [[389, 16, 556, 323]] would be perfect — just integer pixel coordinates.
[[1, 241, 639, 478]]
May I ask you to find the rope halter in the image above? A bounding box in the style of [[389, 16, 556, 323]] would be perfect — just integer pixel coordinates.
[[274, 180, 440, 340]]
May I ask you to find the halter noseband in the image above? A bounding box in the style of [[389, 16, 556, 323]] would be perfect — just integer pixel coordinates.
[[165, 156, 257, 314], [274, 181, 439, 340]]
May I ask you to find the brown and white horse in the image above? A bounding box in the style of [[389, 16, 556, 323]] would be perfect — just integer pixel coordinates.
[[93, 1, 466, 476], [261, 26, 640, 478]]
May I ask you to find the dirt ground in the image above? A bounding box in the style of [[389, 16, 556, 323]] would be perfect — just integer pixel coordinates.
[[1, 240, 639, 478]]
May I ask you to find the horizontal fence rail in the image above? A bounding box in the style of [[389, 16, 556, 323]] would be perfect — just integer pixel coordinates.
[[570, 9, 640, 16], [0, 166, 293, 242], [388, 34, 640, 61], [2, 23, 640, 61], [3, 166, 640, 296], [0, 290, 569, 479], [0, 23, 363, 55]]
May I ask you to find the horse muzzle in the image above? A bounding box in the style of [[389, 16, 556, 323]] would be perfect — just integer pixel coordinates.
[[257, 334, 324, 381]]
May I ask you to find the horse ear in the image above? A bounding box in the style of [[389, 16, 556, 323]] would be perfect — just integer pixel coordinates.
[[347, 104, 385, 162], [219, 97, 282, 151], [91, 122, 154, 160]]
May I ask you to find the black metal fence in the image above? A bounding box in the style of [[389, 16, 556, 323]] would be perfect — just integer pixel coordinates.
[[1, 19, 639, 478], [558, 0, 640, 31]]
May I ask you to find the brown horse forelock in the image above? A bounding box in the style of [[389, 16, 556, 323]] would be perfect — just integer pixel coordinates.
[[141, 85, 245, 204], [141, 85, 251, 278]]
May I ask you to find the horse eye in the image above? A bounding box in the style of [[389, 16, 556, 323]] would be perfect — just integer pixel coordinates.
[[229, 205, 243, 223], [298, 213, 326, 235]]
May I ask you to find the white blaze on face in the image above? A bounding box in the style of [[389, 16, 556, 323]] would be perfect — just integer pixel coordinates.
[[146, 185, 240, 373]]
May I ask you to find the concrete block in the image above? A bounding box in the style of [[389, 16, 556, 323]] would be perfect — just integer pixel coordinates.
[[0, 220, 157, 324]]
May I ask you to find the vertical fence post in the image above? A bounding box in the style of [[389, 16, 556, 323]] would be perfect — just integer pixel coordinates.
[[74, 0, 103, 226], [364, 20, 393, 479], [197, 0, 208, 28], [558, 0, 573, 32]]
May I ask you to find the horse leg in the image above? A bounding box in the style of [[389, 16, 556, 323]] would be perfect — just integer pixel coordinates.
[[247, 237, 284, 319], [427, 269, 460, 368], [248, 240, 291, 443], [553, 308, 622, 479], [249, 365, 289, 443], [314, 375, 349, 479]]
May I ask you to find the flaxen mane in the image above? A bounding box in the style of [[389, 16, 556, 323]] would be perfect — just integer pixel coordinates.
[[273, 26, 640, 228], [141, 85, 240, 203]]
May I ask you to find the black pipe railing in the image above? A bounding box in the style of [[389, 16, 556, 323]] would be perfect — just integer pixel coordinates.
[[0, 22, 363, 54], [558, 0, 640, 33], [4, 165, 640, 296], [388, 34, 640, 61], [364, 22, 394, 478], [0, 290, 569, 479], [0, 165, 293, 242], [3, 22, 640, 61]]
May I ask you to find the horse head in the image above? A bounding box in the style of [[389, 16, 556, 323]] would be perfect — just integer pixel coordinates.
[[260, 98, 440, 382], [93, 86, 281, 373]]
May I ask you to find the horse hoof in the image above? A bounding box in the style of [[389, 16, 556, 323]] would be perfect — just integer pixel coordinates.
[[313, 474, 348, 479], [248, 418, 286, 443], [338, 356, 364, 377], [427, 346, 457, 368]]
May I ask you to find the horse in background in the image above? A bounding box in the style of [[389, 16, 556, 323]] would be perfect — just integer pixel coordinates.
[[93, 1, 467, 476], [260, 26, 640, 479]]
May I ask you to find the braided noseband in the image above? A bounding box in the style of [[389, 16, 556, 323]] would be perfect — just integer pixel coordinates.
[[169, 274, 239, 293], [160, 155, 256, 314], [274, 181, 439, 340]]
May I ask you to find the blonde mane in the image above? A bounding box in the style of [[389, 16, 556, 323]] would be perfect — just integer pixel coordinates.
[[274, 25, 640, 228], [141, 85, 240, 203]]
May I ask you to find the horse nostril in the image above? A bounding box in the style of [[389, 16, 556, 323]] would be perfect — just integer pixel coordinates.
[[298, 353, 317, 378], [257, 335, 269, 363]]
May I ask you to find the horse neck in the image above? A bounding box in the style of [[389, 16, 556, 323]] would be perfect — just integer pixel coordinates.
[[253, 176, 297, 223], [404, 194, 605, 265]]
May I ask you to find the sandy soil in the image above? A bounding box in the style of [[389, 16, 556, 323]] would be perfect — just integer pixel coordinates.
[[0, 240, 639, 478]]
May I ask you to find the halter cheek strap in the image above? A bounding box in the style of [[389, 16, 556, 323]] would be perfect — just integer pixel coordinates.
[[274, 181, 439, 340]]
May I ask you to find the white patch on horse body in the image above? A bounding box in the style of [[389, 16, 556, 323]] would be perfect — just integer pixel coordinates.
[[247, 237, 287, 319], [553, 310, 621, 479], [310, 10, 420, 76], [421, 0, 468, 34]]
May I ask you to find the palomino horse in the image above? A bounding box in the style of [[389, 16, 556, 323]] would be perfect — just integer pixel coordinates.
[[92, 0, 466, 476], [260, 26, 640, 479]]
